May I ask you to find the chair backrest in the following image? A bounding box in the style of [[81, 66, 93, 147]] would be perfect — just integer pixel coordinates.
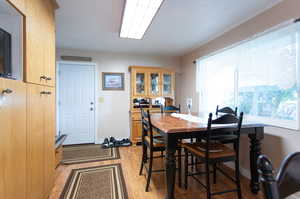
[[140, 107, 154, 147], [204, 112, 243, 158], [211, 112, 243, 134], [258, 152, 300, 199], [216, 105, 238, 116], [160, 104, 181, 114]]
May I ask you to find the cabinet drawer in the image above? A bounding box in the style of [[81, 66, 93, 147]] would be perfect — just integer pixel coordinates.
[[131, 120, 142, 144], [131, 112, 141, 121]]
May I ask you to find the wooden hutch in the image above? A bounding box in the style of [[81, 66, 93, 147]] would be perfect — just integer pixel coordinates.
[[129, 66, 175, 144]]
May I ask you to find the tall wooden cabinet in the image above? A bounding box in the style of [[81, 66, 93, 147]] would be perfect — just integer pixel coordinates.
[[26, 84, 46, 199], [25, 0, 56, 87], [1, 0, 57, 199], [25, 0, 57, 198], [27, 84, 55, 199], [44, 86, 55, 197], [129, 66, 176, 144], [0, 78, 27, 199]]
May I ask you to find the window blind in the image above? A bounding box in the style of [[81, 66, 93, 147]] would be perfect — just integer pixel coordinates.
[[196, 22, 300, 129]]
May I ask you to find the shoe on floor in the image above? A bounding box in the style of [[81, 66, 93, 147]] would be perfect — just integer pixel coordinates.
[[109, 137, 116, 144], [102, 138, 109, 148]]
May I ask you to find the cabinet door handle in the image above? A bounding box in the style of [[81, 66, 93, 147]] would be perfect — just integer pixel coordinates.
[[2, 89, 13, 94], [40, 75, 47, 80], [46, 77, 52, 81], [41, 91, 52, 95]]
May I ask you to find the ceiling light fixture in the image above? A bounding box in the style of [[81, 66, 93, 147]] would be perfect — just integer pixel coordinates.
[[120, 0, 164, 40]]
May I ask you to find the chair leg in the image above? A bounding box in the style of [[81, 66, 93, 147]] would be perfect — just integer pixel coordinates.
[[139, 144, 147, 175], [190, 138, 195, 172], [145, 150, 153, 192], [205, 162, 211, 199], [213, 163, 217, 184], [191, 154, 195, 171], [235, 159, 242, 199], [177, 148, 182, 188], [184, 149, 188, 190]]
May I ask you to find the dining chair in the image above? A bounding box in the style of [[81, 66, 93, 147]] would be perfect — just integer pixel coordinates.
[[138, 108, 182, 191], [160, 104, 181, 113], [214, 106, 239, 144], [257, 152, 300, 199], [182, 112, 244, 199], [216, 105, 238, 116]]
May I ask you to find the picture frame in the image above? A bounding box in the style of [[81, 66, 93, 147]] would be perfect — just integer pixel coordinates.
[[102, 72, 125, 90]]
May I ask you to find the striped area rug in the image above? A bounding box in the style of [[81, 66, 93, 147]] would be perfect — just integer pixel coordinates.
[[60, 164, 128, 199], [62, 144, 120, 165]]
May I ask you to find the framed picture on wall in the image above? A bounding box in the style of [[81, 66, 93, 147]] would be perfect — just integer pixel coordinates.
[[102, 72, 125, 90]]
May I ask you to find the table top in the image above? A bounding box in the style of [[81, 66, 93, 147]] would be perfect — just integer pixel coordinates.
[[150, 113, 265, 133]]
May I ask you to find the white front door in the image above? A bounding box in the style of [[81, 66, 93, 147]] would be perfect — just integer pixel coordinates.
[[58, 62, 95, 145]]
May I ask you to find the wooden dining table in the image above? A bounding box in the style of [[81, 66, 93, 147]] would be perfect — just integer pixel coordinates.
[[150, 113, 265, 199]]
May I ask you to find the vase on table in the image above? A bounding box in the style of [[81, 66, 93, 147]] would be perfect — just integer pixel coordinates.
[[186, 98, 192, 115]]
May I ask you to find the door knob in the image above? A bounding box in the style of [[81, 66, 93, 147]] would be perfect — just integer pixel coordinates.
[[46, 77, 52, 81], [90, 107, 94, 111], [90, 102, 94, 105], [40, 91, 47, 95]]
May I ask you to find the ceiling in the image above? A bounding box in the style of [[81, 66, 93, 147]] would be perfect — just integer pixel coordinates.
[[56, 0, 282, 56]]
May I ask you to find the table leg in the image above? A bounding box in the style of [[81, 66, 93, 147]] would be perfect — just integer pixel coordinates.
[[165, 135, 177, 199], [248, 127, 264, 194]]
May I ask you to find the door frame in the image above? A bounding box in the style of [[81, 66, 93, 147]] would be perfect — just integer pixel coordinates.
[[56, 61, 99, 144]]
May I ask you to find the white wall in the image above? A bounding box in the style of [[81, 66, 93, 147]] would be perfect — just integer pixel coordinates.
[[179, 0, 300, 176], [0, 14, 22, 80], [56, 48, 181, 143]]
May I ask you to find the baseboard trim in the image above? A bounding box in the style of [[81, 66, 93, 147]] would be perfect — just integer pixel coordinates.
[[95, 139, 103, 144]]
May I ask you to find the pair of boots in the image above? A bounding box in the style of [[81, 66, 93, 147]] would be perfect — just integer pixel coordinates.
[[102, 137, 132, 148]]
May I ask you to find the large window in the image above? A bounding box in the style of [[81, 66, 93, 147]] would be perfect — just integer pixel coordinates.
[[197, 22, 300, 129]]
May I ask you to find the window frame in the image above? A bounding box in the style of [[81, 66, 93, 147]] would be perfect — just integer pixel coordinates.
[[196, 21, 300, 130]]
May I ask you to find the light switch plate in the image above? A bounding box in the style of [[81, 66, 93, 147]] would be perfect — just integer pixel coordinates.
[[99, 97, 104, 103]]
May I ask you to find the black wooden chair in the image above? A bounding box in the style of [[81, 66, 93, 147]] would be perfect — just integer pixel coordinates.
[[213, 106, 239, 143], [139, 108, 182, 192], [216, 105, 238, 116], [160, 104, 181, 113], [258, 152, 300, 199], [182, 112, 244, 199]]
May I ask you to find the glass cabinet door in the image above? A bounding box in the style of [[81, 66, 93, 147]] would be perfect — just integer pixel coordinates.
[[135, 73, 145, 95], [163, 73, 172, 96], [150, 73, 160, 96]]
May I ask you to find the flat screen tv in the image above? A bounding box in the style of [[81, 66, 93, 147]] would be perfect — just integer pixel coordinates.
[[0, 27, 12, 78]]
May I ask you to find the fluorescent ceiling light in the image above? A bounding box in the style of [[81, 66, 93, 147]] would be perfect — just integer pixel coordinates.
[[120, 0, 164, 40]]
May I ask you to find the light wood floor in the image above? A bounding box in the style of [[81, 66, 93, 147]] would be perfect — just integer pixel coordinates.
[[49, 146, 264, 199]]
